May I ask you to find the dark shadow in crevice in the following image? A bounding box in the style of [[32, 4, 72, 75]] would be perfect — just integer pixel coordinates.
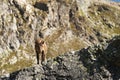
[[12, 0, 24, 16], [34, 2, 48, 12]]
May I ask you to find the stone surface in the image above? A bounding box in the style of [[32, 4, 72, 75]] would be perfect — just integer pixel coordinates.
[[0, 0, 120, 77], [104, 36, 120, 66], [1, 37, 120, 80]]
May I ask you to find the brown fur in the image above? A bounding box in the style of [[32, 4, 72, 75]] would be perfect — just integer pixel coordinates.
[[35, 38, 47, 64]]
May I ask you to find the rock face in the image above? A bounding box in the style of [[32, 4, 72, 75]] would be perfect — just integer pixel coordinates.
[[104, 36, 120, 66], [0, 0, 120, 76], [1, 37, 120, 80]]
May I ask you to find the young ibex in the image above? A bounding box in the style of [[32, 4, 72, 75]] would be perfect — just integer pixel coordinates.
[[35, 37, 47, 65]]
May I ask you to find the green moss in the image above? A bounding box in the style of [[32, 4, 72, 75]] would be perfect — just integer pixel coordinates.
[[45, 29, 63, 43], [24, 44, 34, 55], [19, 45, 24, 50], [47, 46, 58, 59], [70, 23, 78, 34], [113, 27, 120, 34], [65, 0, 73, 4], [36, 10, 47, 19], [36, 0, 49, 3], [0, 48, 34, 75], [88, 3, 120, 36], [76, 9, 85, 17], [44, 25, 87, 59], [58, 38, 86, 54], [0, 31, 3, 35], [0, 59, 33, 75], [46, 36, 86, 59], [7, 51, 17, 61]]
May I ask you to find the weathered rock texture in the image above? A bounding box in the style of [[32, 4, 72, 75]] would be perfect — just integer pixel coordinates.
[[104, 36, 120, 66], [1, 36, 120, 80], [0, 0, 120, 76]]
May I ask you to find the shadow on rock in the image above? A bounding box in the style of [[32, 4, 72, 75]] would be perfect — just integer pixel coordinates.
[[79, 36, 120, 80]]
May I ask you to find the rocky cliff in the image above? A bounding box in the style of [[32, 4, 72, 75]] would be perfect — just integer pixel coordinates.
[[0, 0, 120, 78], [1, 36, 120, 80]]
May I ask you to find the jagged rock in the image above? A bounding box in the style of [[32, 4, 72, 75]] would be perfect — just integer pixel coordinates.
[[1, 39, 120, 80], [104, 36, 120, 66]]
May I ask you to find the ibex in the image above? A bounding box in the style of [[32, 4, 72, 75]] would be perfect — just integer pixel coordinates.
[[35, 32, 47, 65]]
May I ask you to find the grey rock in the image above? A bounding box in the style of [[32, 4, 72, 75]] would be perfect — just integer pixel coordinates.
[[104, 36, 120, 66], [1, 37, 120, 80]]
